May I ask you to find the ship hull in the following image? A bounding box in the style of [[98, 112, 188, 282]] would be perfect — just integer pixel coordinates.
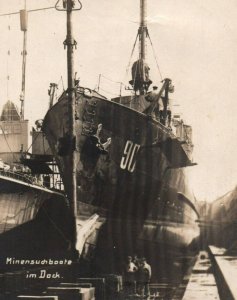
[[89, 217, 199, 277], [43, 89, 200, 267], [0, 172, 59, 233], [0, 171, 78, 264], [44, 91, 170, 218], [84, 174, 200, 276], [205, 188, 237, 249]]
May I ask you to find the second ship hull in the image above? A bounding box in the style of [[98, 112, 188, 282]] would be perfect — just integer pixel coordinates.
[[0, 171, 76, 264]]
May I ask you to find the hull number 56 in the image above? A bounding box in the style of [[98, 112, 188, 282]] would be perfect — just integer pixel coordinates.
[[120, 140, 140, 173]]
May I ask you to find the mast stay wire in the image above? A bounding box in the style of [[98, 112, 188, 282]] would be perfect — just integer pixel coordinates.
[[101, 74, 124, 85], [6, 19, 11, 104], [96, 74, 126, 98], [55, 0, 82, 11], [0, 125, 18, 162], [99, 88, 121, 97], [60, 76, 65, 91], [147, 31, 163, 81], [25, 130, 42, 153], [0, 6, 56, 17], [125, 32, 139, 79]]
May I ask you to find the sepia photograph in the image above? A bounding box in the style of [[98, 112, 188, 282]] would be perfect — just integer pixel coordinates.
[[0, 0, 237, 299]]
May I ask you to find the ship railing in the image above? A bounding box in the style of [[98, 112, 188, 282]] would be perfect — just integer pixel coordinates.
[[0, 169, 38, 186]]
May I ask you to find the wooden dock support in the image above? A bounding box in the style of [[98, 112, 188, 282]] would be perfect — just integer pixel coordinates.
[[209, 245, 237, 300]]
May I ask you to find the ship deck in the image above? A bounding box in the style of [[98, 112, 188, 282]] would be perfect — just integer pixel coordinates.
[[0, 170, 62, 195]]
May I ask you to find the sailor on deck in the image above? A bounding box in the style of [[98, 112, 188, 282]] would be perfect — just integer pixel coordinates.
[[145, 86, 164, 120], [95, 123, 111, 150]]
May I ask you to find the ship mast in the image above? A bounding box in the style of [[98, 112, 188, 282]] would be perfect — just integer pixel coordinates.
[[55, 0, 81, 256], [66, 0, 78, 255], [19, 6, 28, 120], [140, 0, 147, 61], [129, 0, 152, 94]]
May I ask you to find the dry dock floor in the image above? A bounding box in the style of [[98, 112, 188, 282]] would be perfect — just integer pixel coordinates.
[[182, 250, 220, 300]]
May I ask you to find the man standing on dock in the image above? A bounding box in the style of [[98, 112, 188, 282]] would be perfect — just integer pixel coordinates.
[[123, 256, 138, 296], [136, 257, 152, 298]]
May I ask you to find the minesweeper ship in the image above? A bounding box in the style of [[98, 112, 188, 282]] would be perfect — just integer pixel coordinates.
[[42, 0, 200, 273]]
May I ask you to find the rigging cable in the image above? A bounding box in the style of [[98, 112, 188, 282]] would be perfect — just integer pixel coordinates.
[[25, 129, 42, 153], [125, 32, 139, 78], [0, 125, 18, 162], [98, 74, 125, 98], [6, 21, 11, 104], [60, 76, 65, 91], [147, 32, 163, 81], [0, 6, 56, 17], [54, 76, 65, 100], [101, 74, 123, 85], [55, 0, 82, 11], [99, 88, 120, 97]]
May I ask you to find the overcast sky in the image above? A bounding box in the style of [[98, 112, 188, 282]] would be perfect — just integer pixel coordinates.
[[0, 0, 237, 202]]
